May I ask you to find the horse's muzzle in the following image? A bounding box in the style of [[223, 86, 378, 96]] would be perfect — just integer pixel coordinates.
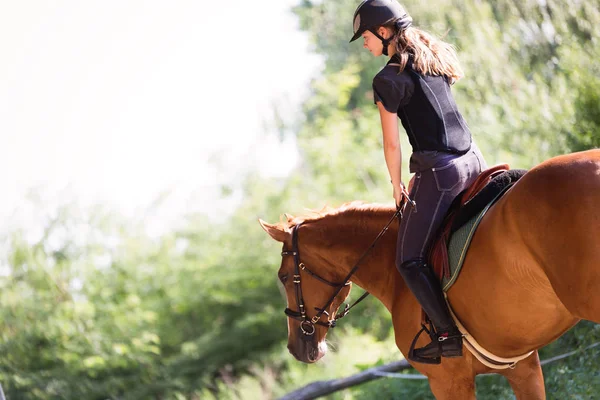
[[288, 338, 325, 363]]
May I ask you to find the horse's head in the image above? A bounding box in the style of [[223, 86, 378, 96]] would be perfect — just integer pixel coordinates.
[[259, 215, 352, 363]]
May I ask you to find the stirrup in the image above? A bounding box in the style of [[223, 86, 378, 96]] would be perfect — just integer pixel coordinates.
[[408, 323, 441, 365]]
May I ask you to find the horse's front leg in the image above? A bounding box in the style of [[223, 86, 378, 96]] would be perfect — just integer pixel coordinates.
[[420, 359, 476, 400], [427, 373, 476, 400], [501, 351, 546, 400]]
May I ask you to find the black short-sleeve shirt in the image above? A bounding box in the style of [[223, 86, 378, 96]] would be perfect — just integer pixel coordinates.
[[373, 69, 415, 113], [372, 56, 472, 154]]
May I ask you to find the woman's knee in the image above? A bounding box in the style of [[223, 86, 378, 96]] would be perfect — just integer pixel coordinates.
[[397, 257, 426, 270]]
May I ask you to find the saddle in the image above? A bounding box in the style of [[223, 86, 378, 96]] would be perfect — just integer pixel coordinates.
[[428, 165, 527, 286]]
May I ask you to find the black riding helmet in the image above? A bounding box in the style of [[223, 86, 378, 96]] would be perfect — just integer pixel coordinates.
[[350, 0, 413, 55]]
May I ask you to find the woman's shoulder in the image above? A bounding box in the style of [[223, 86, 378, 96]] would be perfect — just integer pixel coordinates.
[[373, 65, 414, 87]]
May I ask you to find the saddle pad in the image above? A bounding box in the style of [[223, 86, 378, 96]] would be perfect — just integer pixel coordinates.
[[442, 185, 514, 291]]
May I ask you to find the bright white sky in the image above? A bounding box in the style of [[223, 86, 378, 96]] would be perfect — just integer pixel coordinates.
[[0, 0, 321, 231]]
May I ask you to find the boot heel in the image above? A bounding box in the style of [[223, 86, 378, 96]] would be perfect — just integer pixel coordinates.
[[442, 348, 463, 358], [440, 336, 463, 357]]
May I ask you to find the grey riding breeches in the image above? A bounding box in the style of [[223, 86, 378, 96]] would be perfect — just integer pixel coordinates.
[[396, 144, 488, 267]]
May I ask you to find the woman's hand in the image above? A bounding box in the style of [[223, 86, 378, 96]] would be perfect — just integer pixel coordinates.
[[393, 183, 405, 209]]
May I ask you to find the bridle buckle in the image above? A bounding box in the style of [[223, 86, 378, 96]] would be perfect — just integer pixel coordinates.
[[337, 303, 351, 319], [300, 321, 315, 336]]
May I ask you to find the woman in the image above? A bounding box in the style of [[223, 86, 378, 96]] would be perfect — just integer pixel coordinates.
[[350, 0, 488, 364]]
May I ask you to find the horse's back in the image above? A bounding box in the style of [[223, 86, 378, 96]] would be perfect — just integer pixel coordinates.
[[513, 150, 600, 321], [447, 151, 600, 355]]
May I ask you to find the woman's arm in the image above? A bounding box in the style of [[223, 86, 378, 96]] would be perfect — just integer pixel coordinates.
[[376, 101, 404, 205]]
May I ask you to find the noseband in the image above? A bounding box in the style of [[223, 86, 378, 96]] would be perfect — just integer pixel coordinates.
[[280, 208, 401, 337]]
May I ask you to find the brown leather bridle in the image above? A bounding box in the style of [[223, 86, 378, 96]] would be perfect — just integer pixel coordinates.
[[280, 209, 401, 337]]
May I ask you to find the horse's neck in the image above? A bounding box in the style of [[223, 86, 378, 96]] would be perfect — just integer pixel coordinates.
[[312, 210, 421, 357], [316, 212, 404, 313], [351, 253, 401, 313]]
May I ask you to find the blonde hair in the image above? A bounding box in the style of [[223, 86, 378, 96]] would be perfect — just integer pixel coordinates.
[[382, 23, 464, 84]]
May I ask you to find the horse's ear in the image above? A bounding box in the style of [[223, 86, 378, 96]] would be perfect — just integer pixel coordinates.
[[284, 213, 294, 223], [258, 219, 290, 243]]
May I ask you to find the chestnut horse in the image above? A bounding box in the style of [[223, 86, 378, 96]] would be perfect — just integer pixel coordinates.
[[259, 150, 600, 399]]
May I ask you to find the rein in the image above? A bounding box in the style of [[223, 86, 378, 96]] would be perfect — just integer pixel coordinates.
[[281, 207, 402, 337]]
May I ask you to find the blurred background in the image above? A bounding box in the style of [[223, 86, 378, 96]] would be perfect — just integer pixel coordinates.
[[1, 0, 599, 399]]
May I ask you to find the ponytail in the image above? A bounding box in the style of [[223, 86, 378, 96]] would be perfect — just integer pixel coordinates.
[[383, 23, 464, 84]]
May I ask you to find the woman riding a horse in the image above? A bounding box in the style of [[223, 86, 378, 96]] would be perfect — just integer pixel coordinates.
[[350, 0, 487, 363]]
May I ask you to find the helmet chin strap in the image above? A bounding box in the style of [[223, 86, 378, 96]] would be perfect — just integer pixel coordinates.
[[369, 29, 394, 56]]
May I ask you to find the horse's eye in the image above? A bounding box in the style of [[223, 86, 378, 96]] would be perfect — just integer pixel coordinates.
[[279, 274, 289, 283]]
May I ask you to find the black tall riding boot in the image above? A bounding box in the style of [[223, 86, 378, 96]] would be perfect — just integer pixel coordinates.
[[399, 258, 463, 364]]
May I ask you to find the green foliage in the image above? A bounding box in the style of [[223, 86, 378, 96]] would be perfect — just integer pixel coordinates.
[[294, 0, 600, 171], [1, 0, 599, 398], [0, 213, 167, 399], [541, 321, 600, 397], [0, 203, 287, 399]]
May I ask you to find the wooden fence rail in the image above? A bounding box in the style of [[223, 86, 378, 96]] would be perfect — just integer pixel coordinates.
[[279, 359, 413, 400]]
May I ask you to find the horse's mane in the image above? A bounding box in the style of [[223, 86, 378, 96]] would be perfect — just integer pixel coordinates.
[[276, 201, 394, 231]]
